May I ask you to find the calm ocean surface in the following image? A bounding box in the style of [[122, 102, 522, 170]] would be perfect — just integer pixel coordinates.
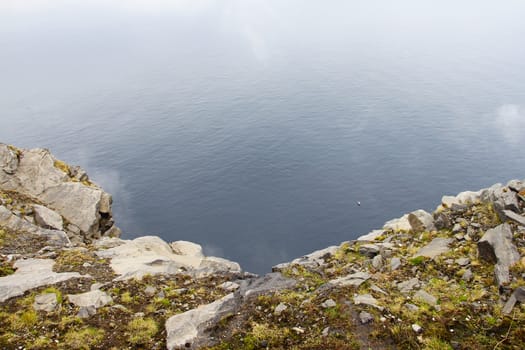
[[1, 0, 524, 273]]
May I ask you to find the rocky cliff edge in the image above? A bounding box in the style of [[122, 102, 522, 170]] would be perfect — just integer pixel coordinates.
[[1, 143, 525, 350]]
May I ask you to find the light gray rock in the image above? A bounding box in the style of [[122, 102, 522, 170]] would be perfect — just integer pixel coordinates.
[[383, 213, 412, 231], [198, 257, 241, 275], [326, 271, 371, 288], [478, 223, 520, 285], [239, 273, 297, 297], [408, 210, 436, 232], [170, 241, 204, 259], [0, 205, 70, 246], [359, 311, 374, 324], [372, 255, 383, 270], [99, 192, 112, 214], [414, 290, 438, 306], [0, 144, 19, 175], [273, 245, 338, 270], [397, 278, 420, 294], [502, 210, 525, 226], [93, 237, 125, 249], [0, 259, 83, 302], [462, 269, 473, 281], [0, 145, 118, 239], [77, 305, 97, 319], [67, 290, 112, 309], [507, 179, 525, 193], [144, 286, 157, 297], [359, 244, 380, 257], [321, 299, 337, 308], [502, 287, 525, 315], [274, 302, 288, 315], [414, 238, 453, 259], [412, 324, 423, 333], [219, 281, 240, 292], [390, 257, 402, 271], [33, 204, 64, 231], [456, 258, 470, 266], [165, 293, 237, 350], [404, 303, 419, 312], [33, 292, 58, 312], [357, 230, 384, 241], [353, 294, 383, 310]]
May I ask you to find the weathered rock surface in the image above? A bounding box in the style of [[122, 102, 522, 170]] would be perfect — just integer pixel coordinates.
[[414, 238, 453, 259], [0, 205, 70, 246], [0, 143, 119, 240], [67, 290, 113, 309], [478, 223, 520, 285], [165, 293, 237, 350], [33, 292, 59, 312], [33, 204, 64, 231], [0, 259, 84, 302], [272, 245, 338, 270]]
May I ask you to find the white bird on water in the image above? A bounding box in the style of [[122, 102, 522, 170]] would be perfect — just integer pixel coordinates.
[[356, 201, 361, 206]]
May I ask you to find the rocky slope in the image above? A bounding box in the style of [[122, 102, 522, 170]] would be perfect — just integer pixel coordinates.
[[1, 143, 525, 350]]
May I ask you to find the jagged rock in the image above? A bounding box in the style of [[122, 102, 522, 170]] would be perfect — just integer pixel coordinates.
[[0, 205, 70, 246], [274, 302, 288, 315], [0, 259, 84, 302], [67, 290, 112, 309], [408, 210, 435, 232], [397, 278, 420, 294], [326, 271, 371, 288], [165, 293, 237, 350], [170, 241, 204, 259], [197, 257, 242, 276], [478, 223, 520, 285], [99, 192, 112, 214], [33, 204, 64, 231], [0, 144, 119, 239], [359, 311, 374, 324], [357, 230, 384, 241], [495, 188, 520, 213], [353, 294, 383, 310], [33, 292, 58, 312], [502, 287, 525, 315], [359, 244, 380, 257], [321, 299, 336, 308], [507, 179, 525, 193], [414, 290, 438, 306], [502, 210, 525, 226], [0, 144, 19, 175], [239, 273, 297, 297], [273, 246, 338, 270], [383, 214, 412, 231], [434, 212, 453, 230], [414, 238, 453, 259]]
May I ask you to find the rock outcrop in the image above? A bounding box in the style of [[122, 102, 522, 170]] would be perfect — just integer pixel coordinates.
[[2, 143, 525, 350]]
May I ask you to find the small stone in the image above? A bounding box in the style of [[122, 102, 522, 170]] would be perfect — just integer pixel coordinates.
[[415, 238, 453, 259], [77, 305, 96, 318], [397, 278, 420, 294], [372, 255, 383, 270], [412, 324, 423, 333], [82, 262, 92, 268], [33, 293, 58, 312], [404, 303, 419, 312], [390, 257, 401, 271], [359, 311, 374, 324], [144, 286, 157, 297], [353, 294, 383, 310], [219, 281, 240, 292], [322, 327, 330, 337], [462, 269, 473, 281], [359, 244, 380, 257], [292, 327, 305, 334], [414, 290, 438, 306], [321, 299, 337, 309], [274, 302, 288, 315], [452, 223, 462, 233], [456, 258, 470, 266], [134, 312, 145, 318]]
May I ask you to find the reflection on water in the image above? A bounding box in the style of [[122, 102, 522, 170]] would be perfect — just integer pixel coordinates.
[[1, 0, 525, 273]]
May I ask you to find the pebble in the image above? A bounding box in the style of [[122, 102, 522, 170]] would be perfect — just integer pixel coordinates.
[[274, 302, 288, 315], [321, 299, 337, 308], [412, 324, 423, 333], [359, 311, 374, 324]]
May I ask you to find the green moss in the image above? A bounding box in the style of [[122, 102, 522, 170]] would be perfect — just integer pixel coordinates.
[[127, 317, 158, 345], [53, 159, 71, 175], [61, 327, 105, 350], [409, 256, 426, 266], [120, 291, 133, 304], [42, 287, 63, 304]]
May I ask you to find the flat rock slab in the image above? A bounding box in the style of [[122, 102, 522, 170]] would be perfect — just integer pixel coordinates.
[[326, 271, 371, 288], [414, 238, 453, 259], [273, 245, 338, 270], [166, 293, 237, 349], [0, 259, 84, 302], [503, 210, 525, 226], [239, 273, 297, 297], [33, 292, 59, 312], [67, 290, 113, 309], [353, 294, 383, 310], [33, 204, 64, 231], [96, 236, 241, 281]]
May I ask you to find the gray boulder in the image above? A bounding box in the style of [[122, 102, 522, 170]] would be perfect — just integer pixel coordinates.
[[478, 223, 520, 286], [33, 204, 64, 231], [0, 144, 19, 175], [408, 210, 436, 232], [165, 293, 238, 349]]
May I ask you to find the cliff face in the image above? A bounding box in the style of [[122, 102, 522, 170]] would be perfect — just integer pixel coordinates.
[[1, 143, 525, 350]]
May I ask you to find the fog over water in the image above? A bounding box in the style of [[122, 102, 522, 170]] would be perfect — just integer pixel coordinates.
[[1, 0, 524, 273]]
